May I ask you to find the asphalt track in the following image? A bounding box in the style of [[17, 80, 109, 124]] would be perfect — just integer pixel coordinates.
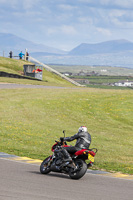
[[0, 155, 133, 200], [0, 83, 78, 89]]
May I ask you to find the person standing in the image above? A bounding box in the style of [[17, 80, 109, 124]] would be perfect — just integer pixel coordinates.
[[26, 52, 29, 60], [9, 51, 13, 58], [19, 51, 24, 59]]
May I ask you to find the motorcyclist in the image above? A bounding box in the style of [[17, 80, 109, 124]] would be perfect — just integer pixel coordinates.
[[60, 126, 91, 163]]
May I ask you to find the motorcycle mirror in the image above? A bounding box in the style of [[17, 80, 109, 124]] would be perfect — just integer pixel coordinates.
[[63, 130, 66, 137]]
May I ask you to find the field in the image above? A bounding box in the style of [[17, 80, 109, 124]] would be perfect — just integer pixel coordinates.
[[0, 57, 133, 175], [72, 75, 133, 84], [0, 88, 133, 174], [50, 64, 133, 89], [50, 64, 133, 76], [71, 75, 133, 89]]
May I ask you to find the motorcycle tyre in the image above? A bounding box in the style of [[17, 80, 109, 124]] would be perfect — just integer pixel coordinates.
[[69, 159, 87, 180], [40, 157, 51, 174]]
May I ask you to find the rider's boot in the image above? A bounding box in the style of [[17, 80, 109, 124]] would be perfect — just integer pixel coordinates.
[[62, 148, 72, 163]]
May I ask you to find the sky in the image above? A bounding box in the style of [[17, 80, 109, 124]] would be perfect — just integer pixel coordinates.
[[1, 0, 133, 51]]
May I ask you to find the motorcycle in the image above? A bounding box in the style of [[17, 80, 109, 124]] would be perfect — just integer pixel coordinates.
[[40, 131, 98, 179]]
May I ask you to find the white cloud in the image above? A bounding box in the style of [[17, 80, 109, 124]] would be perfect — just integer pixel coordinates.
[[78, 0, 92, 3], [78, 17, 93, 25], [47, 27, 58, 35], [109, 10, 125, 18], [61, 25, 77, 35], [114, 0, 133, 9], [0, 0, 6, 2], [22, 0, 41, 10], [1, 0, 133, 50], [100, 0, 110, 4], [58, 4, 77, 11], [43, 25, 77, 37], [78, 0, 133, 9], [0, 0, 18, 9], [96, 28, 112, 36], [0, 0, 41, 10]]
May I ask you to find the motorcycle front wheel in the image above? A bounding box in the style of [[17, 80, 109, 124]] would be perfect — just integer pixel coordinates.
[[40, 156, 51, 174], [69, 159, 87, 180]]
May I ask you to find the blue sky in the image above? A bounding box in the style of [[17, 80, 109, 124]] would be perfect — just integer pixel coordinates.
[[0, 0, 133, 50]]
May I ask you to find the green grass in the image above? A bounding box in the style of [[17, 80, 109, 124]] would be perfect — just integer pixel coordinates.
[[0, 88, 133, 174], [0, 57, 29, 72]]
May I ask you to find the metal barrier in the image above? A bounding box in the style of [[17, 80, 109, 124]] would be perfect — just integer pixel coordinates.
[[28, 56, 84, 87]]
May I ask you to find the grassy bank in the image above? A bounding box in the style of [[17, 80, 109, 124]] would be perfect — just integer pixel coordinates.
[[0, 88, 133, 174], [0, 57, 73, 87]]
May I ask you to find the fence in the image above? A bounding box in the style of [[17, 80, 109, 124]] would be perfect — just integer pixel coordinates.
[[0, 51, 5, 57], [28, 56, 84, 86], [0, 51, 28, 60]]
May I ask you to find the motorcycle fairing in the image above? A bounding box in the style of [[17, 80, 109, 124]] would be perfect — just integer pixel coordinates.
[[75, 149, 96, 157], [74, 149, 88, 156]]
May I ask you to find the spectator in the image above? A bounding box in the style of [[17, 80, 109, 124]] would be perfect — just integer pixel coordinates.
[[26, 52, 29, 60], [19, 51, 24, 59], [9, 51, 13, 58]]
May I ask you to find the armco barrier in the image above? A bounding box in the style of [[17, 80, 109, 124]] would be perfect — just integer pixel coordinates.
[[28, 56, 84, 87]]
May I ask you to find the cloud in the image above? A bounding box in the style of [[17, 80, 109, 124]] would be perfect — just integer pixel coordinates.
[[109, 10, 125, 18], [78, 0, 133, 10], [22, 0, 41, 10], [76, 2, 133, 30], [96, 28, 112, 36], [58, 4, 77, 11], [61, 25, 77, 35], [114, 0, 133, 9], [1, 0, 133, 50], [47, 27, 58, 35], [43, 24, 77, 38], [0, 0, 41, 10], [0, 0, 6, 2], [78, 17, 93, 25]]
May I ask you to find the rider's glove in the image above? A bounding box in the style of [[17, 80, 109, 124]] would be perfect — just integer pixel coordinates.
[[60, 137, 64, 142]]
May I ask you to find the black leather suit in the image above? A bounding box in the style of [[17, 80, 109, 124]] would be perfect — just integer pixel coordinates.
[[63, 131, 91, 157]]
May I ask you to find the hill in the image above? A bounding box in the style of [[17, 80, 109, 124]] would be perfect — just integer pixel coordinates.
[[0, 33, 65, 56], [1, 33, 133, 68], [69, 39, 133, 55], [30, 39, 133, 68], [0, 57, 73, 87]]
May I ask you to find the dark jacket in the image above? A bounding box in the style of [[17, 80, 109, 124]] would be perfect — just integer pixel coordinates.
[[64, 131, 91, 149]]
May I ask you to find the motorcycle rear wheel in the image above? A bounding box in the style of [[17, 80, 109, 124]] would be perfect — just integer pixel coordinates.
[[69, 159, 87, 180], [40, 157, 51, 174]]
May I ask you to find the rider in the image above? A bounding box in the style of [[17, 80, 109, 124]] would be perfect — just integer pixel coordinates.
[[60, 126, 91, 163]]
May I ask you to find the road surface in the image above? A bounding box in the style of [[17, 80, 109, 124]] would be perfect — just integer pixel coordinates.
[[0, 158, 133, 200], [0, 83, 78, 89]]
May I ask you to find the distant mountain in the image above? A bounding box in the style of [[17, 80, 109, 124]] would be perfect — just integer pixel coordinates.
[[0, 33, 66, 56], [30, 52, 65, 57], [69, 39, 133, 55], [1, 33, 133, 68]]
